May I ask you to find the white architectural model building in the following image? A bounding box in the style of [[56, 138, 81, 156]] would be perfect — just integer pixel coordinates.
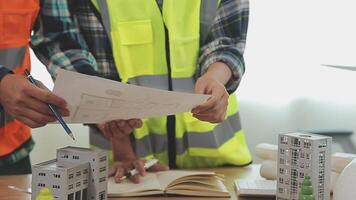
[[32, 147, 108, 200], [276, 132, 331, 200]]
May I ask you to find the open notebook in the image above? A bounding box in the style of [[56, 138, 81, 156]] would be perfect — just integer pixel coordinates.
[[108, 170, 230, 197]]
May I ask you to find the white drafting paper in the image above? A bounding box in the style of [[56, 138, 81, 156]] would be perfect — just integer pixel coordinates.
[[53, 69, 210, 123]]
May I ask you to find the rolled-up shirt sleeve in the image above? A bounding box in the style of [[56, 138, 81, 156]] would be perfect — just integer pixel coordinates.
[[197, 0, 249, 94], [31, 0, 99, 80]]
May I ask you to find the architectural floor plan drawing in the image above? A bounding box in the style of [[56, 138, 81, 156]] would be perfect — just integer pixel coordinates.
[[71, 93, 181, 122], [53, 69, 210, 123]]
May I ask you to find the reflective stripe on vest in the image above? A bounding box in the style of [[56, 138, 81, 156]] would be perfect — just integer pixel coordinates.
[[0, 107, 17, 127], [0, 0, 39, 156], [0, 47, 26, 70], [135, 112, 241, 157], [200, 0, 220, 43], [91, 0, 252, 167], [95, 0, 112, 44], [89, 127, 111, 150], [128, 74, 196, 93]]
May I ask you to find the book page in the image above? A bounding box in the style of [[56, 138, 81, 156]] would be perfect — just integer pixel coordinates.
[[168, 177, 229, 192], [107, 173, 163, 197], [166, 174, 230, 197], [170, 176, 224, 188], [108, 170, 230, 197], [166, 189, 230, 197], [156, 170, 216, 189]]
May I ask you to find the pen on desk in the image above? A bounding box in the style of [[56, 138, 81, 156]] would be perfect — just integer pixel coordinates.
[[8, 185, 32, 194], [120, 159, 159, 181], [24, 69, 75, 140]]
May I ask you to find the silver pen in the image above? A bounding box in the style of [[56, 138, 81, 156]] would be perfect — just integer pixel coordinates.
[[8, 185, 31, 194]]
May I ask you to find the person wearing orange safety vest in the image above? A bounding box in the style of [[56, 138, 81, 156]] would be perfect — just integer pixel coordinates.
[[0, 0, 69, 175]]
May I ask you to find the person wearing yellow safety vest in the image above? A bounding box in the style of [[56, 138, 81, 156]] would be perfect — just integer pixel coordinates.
[[31, 0, 251, 183], [0, 0, 69, 175]]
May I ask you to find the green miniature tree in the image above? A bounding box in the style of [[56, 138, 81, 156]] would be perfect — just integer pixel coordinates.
[[299, 176, 315, 200], [35, 188, 54, 200]]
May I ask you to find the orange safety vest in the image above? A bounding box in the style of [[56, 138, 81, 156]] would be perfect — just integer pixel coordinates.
[[0, 0, 39, 156]]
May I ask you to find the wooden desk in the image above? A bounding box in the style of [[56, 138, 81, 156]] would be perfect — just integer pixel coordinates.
[[0, 164, 272, 200]]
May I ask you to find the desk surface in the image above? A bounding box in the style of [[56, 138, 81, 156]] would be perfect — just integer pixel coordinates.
[[0, 164, 273, 200]]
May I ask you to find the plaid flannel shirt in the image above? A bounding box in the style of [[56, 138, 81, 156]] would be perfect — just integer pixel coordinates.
[[31, 0, 249, 93], [0, 0, 249, 165]]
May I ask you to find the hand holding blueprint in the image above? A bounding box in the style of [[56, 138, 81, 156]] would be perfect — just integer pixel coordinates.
[[53, 69, 210, 123]]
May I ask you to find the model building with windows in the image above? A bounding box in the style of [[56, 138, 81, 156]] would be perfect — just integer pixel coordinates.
[[276, 132, 331, 200], [32, 147, 108, 200]]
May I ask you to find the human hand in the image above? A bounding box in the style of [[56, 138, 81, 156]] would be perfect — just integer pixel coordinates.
[[192, 62, 231, 123], [108, 159, 169, 184], [0, 74, 69, 128], [97, 119, 143, 140]]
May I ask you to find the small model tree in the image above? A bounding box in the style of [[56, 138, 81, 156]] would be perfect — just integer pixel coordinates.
[[35, 188, 54, 200], [299, 176, 315, 200]]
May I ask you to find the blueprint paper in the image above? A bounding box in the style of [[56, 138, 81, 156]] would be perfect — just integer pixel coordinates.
[[53, 69, 210, 123]]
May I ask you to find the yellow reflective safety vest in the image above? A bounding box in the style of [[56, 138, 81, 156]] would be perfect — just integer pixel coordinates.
[[91, 0, 252, 168]]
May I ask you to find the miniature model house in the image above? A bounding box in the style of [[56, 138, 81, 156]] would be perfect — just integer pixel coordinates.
[[32, 147, 108, 200], [276, 132, 331, 200]]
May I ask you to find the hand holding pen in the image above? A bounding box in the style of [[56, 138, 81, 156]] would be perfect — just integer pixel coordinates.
[[120, 159, 159, 181], [109, 159, 169, 184], [0, 69, 70, 128], [24, 70, 74, 140]]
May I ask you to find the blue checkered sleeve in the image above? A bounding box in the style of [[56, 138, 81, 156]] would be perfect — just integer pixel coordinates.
[[197, 0, 249, 94], [31, 0, 99, 80]]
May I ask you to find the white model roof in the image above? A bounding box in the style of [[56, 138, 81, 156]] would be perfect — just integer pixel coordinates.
[[58, 146, 105, 155], [33, 159, 88, 171], [281, 132, 331, 140]]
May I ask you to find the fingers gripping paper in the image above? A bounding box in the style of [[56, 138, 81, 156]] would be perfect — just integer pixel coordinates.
[[53, 69, 210, 123]]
